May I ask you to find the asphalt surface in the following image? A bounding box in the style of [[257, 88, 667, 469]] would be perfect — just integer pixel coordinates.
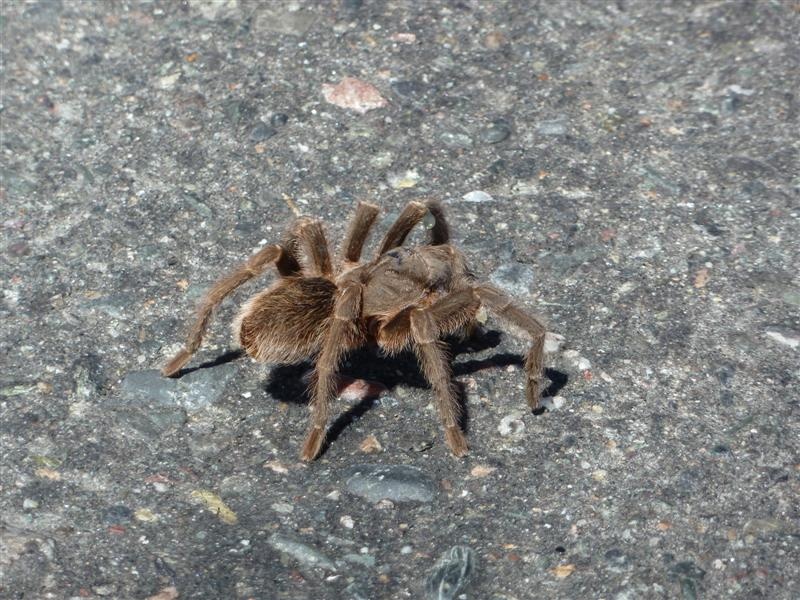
[[1, 1, 798, 599]]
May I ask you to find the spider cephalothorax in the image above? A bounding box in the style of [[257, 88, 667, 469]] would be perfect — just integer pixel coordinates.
[[163, 201, 548, 461]]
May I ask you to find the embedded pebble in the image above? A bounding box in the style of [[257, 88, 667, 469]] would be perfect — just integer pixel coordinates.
[[343, 552, 376, 567], [267, 533, 337, 571], [118, 364, 238, 412], [322, 77, 387, 114], [345, 464, 436, 503], [387, 169, 420, 189], [764, 329, 799, 349], [249, 123, 277, 142], [544, 332, 566, 353], [489, 263, 535, 296], [498, 412, 526, 437], [440, 131, 473, 149], [563, 350, 592, 371], [270, 113, 289, 127], [461, 190, 494, 203], [425, 546, 476, 600], [478, 119, 511, 144], [536, 117, 568, 136], [539, 395, 566, 411], [271, 502, 294, 514]]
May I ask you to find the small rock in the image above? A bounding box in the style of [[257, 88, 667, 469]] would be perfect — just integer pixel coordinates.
[[23, 498, 39, 509], [551, 563, 576, 578], [440, 131, 473, 149], [489, 263, 535, 296], [536, 117, 568, 136], [268, 533, 337, 571], [271, 502, 294, 514], [764, 329, 799, 349], [498, 412, 526, 437], [340, 515, 355, 529], [425, 546, 476, 600], [264, 460, 289, 474], [270, 113, 289, 127], [478, 119, 512, 144], [322, 77, 387, 114], [461, 190, 494, 203], [359, 434, 383, 454], [345, 464, 436, 503], [146, 587, 179, 600], [389, 32, 417, 44], [249, 123, 277, 142], [539, 395, 566, 411], [544, 332, 565, 353], [470, 465, 496, 478], [157, 72, 180, 90], [338, 377, 388, 401], [387, 169, 420, 189], [190, 0, 239, 20], [563, 350, 592, 371], [343, 552, 376, 567], [93, 585, 115, 596]]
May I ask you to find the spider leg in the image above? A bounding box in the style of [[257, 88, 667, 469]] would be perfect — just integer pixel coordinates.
[[376, 288, 481, 457], [474, 285, 546, 410], [295, 218, 333, 277], [377, 200, 450, 256], [162, 215, 310, 378], [163, 242, 294, 377], [341, 201, 380, 264], [301, 282, 364, 461], [409, 308, 469, 457]]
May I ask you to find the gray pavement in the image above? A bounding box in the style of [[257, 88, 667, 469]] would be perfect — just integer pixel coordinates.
[[1, 1, 798, 599]]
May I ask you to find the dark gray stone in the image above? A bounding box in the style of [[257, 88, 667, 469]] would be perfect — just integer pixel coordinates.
[[270, 113, 289, 127], [345, 464, 437, 503], [478, 119, 511, 144], [267, 534, 337, 571], [249, 123, 277, 142]]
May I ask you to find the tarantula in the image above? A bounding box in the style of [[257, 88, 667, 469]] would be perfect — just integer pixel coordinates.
[[163, 201, 547, 461]]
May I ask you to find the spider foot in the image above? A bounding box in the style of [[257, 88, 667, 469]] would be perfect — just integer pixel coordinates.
[[300, 427, 326, 462], [445, 426, 469, 457], [526, 382, 541, 411]]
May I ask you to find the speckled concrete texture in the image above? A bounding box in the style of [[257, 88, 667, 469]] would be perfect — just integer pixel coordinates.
[[1, 1, 798, 599]]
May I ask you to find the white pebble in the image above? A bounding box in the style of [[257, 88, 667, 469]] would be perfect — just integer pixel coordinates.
[[462, 190, 494, 203], [498, 412, 526, 437]]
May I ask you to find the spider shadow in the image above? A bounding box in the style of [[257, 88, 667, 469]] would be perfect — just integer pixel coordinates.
[[173, 349, 244, 377], [264, 329, 569, 455]]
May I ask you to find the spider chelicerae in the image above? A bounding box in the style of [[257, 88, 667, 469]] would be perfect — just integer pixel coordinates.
[[163, 201, 548, 461]]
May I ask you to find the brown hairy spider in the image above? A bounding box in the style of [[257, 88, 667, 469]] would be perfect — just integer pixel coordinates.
[[163, 201, 547, 461]]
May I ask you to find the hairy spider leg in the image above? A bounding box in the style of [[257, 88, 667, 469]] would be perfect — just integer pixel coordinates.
[[376, 288, 480, 456], [301, 282, 364, 461], [474, 285, 546, 410], [340, 201, 380, 265], [162, 218, 319, 377], [376, 200, 451, 256]]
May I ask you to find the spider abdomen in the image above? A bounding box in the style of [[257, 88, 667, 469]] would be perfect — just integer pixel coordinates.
[[234, 277, 337, 363]]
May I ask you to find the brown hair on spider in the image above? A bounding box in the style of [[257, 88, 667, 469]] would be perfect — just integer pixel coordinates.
[[163, 200, 548, 461]]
